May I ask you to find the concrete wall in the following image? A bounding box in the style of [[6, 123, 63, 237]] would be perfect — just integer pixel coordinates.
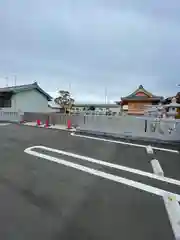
[[2, 89, 52, 113], [75, 115, 180, 142], [23, 112, 180, 142], [23, 112, 83, 126]]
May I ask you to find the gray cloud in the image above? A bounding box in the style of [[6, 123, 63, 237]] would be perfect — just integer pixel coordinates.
[[0, 0, 180, 102]]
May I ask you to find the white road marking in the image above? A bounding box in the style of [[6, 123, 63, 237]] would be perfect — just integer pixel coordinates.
[[163, 194, 180, 240], [151, 159, 164, 177], [24, 146, 180, 201], [25, 146, 180, 187], [146, 145, 154, 154], [149, 153, 180, 238], [0, 123, 10, 126], [71, 132, 179, 154]]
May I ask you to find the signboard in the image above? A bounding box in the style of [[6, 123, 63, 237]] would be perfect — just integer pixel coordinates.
[[122, 105, 128, 110]]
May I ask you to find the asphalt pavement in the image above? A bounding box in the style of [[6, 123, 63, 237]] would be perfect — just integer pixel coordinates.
[[0, 123, 179, 240]]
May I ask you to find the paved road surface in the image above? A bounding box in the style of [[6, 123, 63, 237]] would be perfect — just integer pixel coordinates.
[[0, 124, 179, 240]]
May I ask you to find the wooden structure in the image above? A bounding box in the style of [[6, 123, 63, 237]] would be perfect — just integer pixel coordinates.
[[121, 85, 163, 115]]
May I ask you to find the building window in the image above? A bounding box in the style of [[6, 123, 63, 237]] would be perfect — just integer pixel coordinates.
[[0, 97, 11, 108], [152, 102, 158, 105]]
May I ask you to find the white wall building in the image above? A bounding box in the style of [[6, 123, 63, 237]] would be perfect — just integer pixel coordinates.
[[0, 82, 53, 113], [71, 103, 121, 115], [48, 101, 62, 113]]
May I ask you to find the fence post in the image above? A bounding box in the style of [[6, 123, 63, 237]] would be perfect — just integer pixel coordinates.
[[145, 119, 147, 132], [84, 115, 86, 124]]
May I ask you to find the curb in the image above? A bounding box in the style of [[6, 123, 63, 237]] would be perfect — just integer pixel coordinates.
[[17, 123, 76, 132], [75, 130, 180, 150]]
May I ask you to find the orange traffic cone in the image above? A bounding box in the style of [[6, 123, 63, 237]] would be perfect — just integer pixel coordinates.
[[36, 119, 41, 126], [67, 119, 71, 129], [45, 119, 49, 128]]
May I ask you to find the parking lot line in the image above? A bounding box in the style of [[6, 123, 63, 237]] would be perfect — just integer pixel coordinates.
[[24, 146, 180, 201], [149, 151, 180, 240], [25, 145, 180, 187], [163, 194, 180, 240], [151, 159, 164, 177], [71, 133, 179, 154]]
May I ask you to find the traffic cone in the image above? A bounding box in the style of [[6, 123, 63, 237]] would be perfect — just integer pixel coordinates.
[[45, 119, 49, 128], [67, 119, 72, 129], [36, 119, 41, 126]]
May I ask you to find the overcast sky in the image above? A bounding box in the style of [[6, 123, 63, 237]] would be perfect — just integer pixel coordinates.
[[0, 0, 180, 103]]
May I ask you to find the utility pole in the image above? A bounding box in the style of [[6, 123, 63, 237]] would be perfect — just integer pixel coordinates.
[[69, 83, 71, 92], [5, 76, 8, 87], [105, 87, 107, 104], [14, 75, 17, 111], [14, 75, 17, 86], [68, 83, 72, 116]]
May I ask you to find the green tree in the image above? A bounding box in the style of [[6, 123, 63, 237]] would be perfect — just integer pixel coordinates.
[[55, 90, 74, 113]]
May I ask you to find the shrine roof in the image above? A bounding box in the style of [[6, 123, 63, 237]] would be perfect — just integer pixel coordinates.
[[121, 85, 163, 101]]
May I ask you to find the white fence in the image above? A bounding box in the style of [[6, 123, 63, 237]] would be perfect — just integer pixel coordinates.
[[74, 115, 180, 142], [22, 112, 180, 142], [0, 111, 22, 122]]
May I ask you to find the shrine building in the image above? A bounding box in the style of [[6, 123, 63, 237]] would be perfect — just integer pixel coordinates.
[[120, 85, 163, 115]]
